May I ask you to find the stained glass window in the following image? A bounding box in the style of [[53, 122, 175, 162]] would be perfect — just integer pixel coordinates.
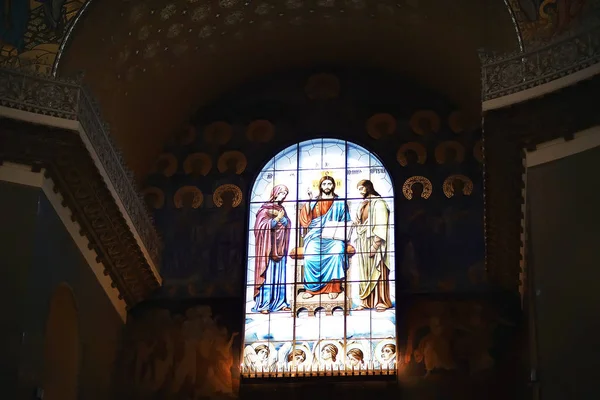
[[243, 139, 396, 377]]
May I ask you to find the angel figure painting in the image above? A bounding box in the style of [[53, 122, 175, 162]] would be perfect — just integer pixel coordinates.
[[243, 139, 397, 376]]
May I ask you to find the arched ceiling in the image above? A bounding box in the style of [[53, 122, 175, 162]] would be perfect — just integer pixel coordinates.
[[57, 0, 522, 181]]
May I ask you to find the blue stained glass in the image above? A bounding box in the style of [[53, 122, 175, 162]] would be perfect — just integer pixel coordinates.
[[243, 139, 396, 375]]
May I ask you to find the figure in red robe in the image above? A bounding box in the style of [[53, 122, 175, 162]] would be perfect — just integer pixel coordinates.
[[252, 185, 292, 314]]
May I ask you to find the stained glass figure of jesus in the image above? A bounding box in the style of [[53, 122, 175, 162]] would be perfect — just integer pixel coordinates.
[[299, 175, 351, 300]]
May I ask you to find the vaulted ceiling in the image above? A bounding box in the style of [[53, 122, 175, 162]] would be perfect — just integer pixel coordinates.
[[58, 0, 522, 181]]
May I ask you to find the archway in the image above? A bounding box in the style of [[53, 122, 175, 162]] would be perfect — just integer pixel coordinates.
[[243, 138, 396, 375], [42, 283, 79, 400]]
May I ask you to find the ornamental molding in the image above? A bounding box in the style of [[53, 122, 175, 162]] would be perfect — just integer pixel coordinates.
[[0, 119, 161, 307], [480, 24, 600, 107], [483, 73, 600, 292], [0, 162, 127, 321], [0, 67, 162, 284]]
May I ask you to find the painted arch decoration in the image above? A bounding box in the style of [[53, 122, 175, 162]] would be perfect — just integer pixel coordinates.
[[243, 138, 397, 376]]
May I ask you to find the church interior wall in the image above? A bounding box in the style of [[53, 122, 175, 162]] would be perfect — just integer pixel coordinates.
[[526, 143, 600, 399], [0, 181, 123, 400]]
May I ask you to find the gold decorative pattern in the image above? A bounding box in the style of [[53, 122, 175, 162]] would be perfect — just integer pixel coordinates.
[[448, 110, 465, 134], [142, 187, 165, 209], [217, 151, 247, 174], [305, 73, 341, 100], [473, 139, 483, 163], [402, 176, 432, 200], [183, 153, 213, 176], [154, 153, 178, 177], [174, 186, 204, 209], [246, 120, 275, 142], [366, 113, 397, 140], [443, 174, 474, 198], [434, 141, 465, 164], [203, 121, 233, 145], [409, 110, 441, 136], [396, 142, 427, 166], [213, 184, 243, 208]]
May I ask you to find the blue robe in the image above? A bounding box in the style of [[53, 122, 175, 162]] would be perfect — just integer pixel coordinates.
[[303, 200, 351, 292]]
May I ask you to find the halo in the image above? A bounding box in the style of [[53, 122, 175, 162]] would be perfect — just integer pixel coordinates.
[[409, 110, 441, 136], [402, 176, 432, 200], [473, 139, 483, 163], [344, 341, 368, 367], [305, 73, 340, 100], [366, 113, 397, 140], [246, 120, 275, 143], [443, 174, 473, 198], [313, 339, 343, 365], [142, 186, 165, 209], [183, 152, 212, 176], [396, 142, 427, 166], [217, 150, 247, 174], [448, 110, 465, 134], [309, 171, 344, 194], [243, 342, 277, 370], [203, 121, 232, 145], [374, 338, 398, 365], [285, 343, 314, 367], [213, 184, 243, 208], [434, 140, 465, 164], [154, 153, 177, 177], [174, 186, 204, 209]]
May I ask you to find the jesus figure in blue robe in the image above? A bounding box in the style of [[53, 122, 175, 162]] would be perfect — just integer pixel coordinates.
[[299, 175, 351, 300]]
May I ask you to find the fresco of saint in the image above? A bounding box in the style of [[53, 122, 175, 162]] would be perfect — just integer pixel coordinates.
[[252, 185, 292, 313]]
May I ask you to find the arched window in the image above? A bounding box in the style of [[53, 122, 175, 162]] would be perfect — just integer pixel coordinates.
[[243, 139, 396, 376]]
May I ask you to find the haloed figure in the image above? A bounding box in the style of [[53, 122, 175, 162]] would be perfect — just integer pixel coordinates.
[[287, 349, 307, 367], [252, 185, 292, 313], [381, 343, 397, 366], [346, 348, 365, 368], [354, 180, 393, 311], [300, 176, 351, 300], [320, 344, 339, 367]]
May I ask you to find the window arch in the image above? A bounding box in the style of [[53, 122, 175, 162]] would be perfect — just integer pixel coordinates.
[[243, 139, 396, 376]]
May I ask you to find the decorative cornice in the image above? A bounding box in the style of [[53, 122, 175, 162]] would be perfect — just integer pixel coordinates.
[[480, 24, 600, 102], [0, 67, 162, 273], [483, 73, 600, 292], [0, 118, 161, 307]]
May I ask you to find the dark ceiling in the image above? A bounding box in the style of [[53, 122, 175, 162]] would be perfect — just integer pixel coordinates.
[[58, 0, 520, 181]]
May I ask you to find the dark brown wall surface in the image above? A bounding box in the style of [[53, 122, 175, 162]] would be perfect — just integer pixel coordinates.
[[0, 181, 123, 400], [527, 145, 600, 399], [0, 181, 39, 400]]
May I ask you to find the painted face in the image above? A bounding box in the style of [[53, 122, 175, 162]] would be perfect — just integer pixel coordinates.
[[275, 190, 288, 202], [347, 354, 361, 366], [320, 180, 334, 195], [294, 354, 304, 364], [321, 346, 332, 360], [357, 185, 367, 198], [257, 348, 269, 360], [381, 347, 395, 361]]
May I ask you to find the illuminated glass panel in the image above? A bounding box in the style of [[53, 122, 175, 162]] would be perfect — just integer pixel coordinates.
[[243, 139, 396, 377]]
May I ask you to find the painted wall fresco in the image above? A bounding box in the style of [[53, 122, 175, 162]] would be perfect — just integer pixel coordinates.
[[0, 0, 85, 74], [116, 301, 241, 400], [510, 0, 599, 46], [144, 70, 486, 302]]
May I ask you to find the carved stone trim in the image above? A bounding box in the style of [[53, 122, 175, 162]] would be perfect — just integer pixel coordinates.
[[0, 118, 161, 306], [480, 24, 600, 101], [483, 73, 600, 292], [0, 67, 162, 272]]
